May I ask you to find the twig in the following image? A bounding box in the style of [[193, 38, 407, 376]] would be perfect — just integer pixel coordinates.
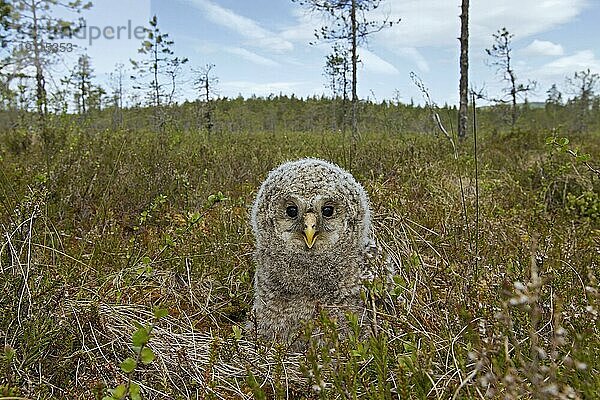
[[410, 72, 472, 256], [565, 148, 600, 177], [472, 92, 480, 276]]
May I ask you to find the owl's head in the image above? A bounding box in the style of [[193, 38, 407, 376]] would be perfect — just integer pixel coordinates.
[[251, 158, 371, 254]]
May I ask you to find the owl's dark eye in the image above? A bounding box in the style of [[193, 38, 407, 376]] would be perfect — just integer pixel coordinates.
[[286, 205, 298, 218], [322, 205, 334, 218]]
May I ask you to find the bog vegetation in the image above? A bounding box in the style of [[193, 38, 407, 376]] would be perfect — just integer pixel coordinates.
[[1, 97, 599, 399]]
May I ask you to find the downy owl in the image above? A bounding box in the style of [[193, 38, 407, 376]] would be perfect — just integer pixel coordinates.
[[250, 158, 372, 345]]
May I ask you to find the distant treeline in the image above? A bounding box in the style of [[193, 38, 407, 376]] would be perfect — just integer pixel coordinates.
[[0, 94, 599, 139]]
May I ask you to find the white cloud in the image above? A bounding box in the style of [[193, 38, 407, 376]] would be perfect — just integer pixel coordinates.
[[522, 39, 564, 56], [225, 47, 280, 67], [190, 39, 218, 55], [396, 47, 430, 72], [538, 50, 600, 77], [281, 0, 588, 75], [375, 0, 588, 48], [471, 0, 587, 41], [63, 0, 151, 73], [359, 49, 399, 75], [280, 9, 322, 43], [184, 0, 293, 52]]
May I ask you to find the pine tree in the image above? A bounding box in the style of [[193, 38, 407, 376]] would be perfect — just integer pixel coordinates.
[[10, 0, 91, 120], [292, 0, 399, 145], [72, 54, 93, 114], [193, 63, 218, 134], [324, 43, 350, 131], [131, 15, 188, 108], [545, 84, 562, 107], [130, 15, 188, 130]]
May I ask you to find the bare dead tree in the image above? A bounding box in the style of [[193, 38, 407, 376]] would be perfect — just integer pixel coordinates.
[[108, 63, 126, 128], [485, 27, 536, 128], [458, 0, 469, 139], [565, 69, 599, 132], [194, 63, 217, 103]]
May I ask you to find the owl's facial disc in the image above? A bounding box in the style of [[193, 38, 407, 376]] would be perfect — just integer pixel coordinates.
[[303, 212, 318, 248]]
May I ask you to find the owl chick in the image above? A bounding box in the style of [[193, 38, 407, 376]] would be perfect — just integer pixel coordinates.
[[250, 158, 372, 345]]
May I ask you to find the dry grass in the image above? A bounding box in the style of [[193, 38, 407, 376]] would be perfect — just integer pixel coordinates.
[[1, 128, 599, 399]]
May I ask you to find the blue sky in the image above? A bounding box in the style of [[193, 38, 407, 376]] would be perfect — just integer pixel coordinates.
[[60, 0, 600, 105]]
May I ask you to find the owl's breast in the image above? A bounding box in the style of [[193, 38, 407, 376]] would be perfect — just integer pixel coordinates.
[[255, 247, 364, 303]]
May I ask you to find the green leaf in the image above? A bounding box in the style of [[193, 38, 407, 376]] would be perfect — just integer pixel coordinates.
[[164, 234, 175, 247], [216, 191, 228, 201], [140, 347, 155, 364], [3, 345, 15, 361], [577, 153, 591, 162], [132, 327, 150, 347], [130, 383, 141, 400], [246, 371, 267, 400], [141, 256, 151, 265], [34, 173, 48, 184], [232, 325, 242, 340], [153, 307, 168, 319], [351, 349, 363, 357], [111, 383, 128, 398], [120, 357, 137, 373], [132, 321, 144, 330], [189, 211, 201, 224], [207, 191, 228, 205]]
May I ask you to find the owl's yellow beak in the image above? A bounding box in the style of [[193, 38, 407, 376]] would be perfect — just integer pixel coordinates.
[[303, 212, 318, 248]]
